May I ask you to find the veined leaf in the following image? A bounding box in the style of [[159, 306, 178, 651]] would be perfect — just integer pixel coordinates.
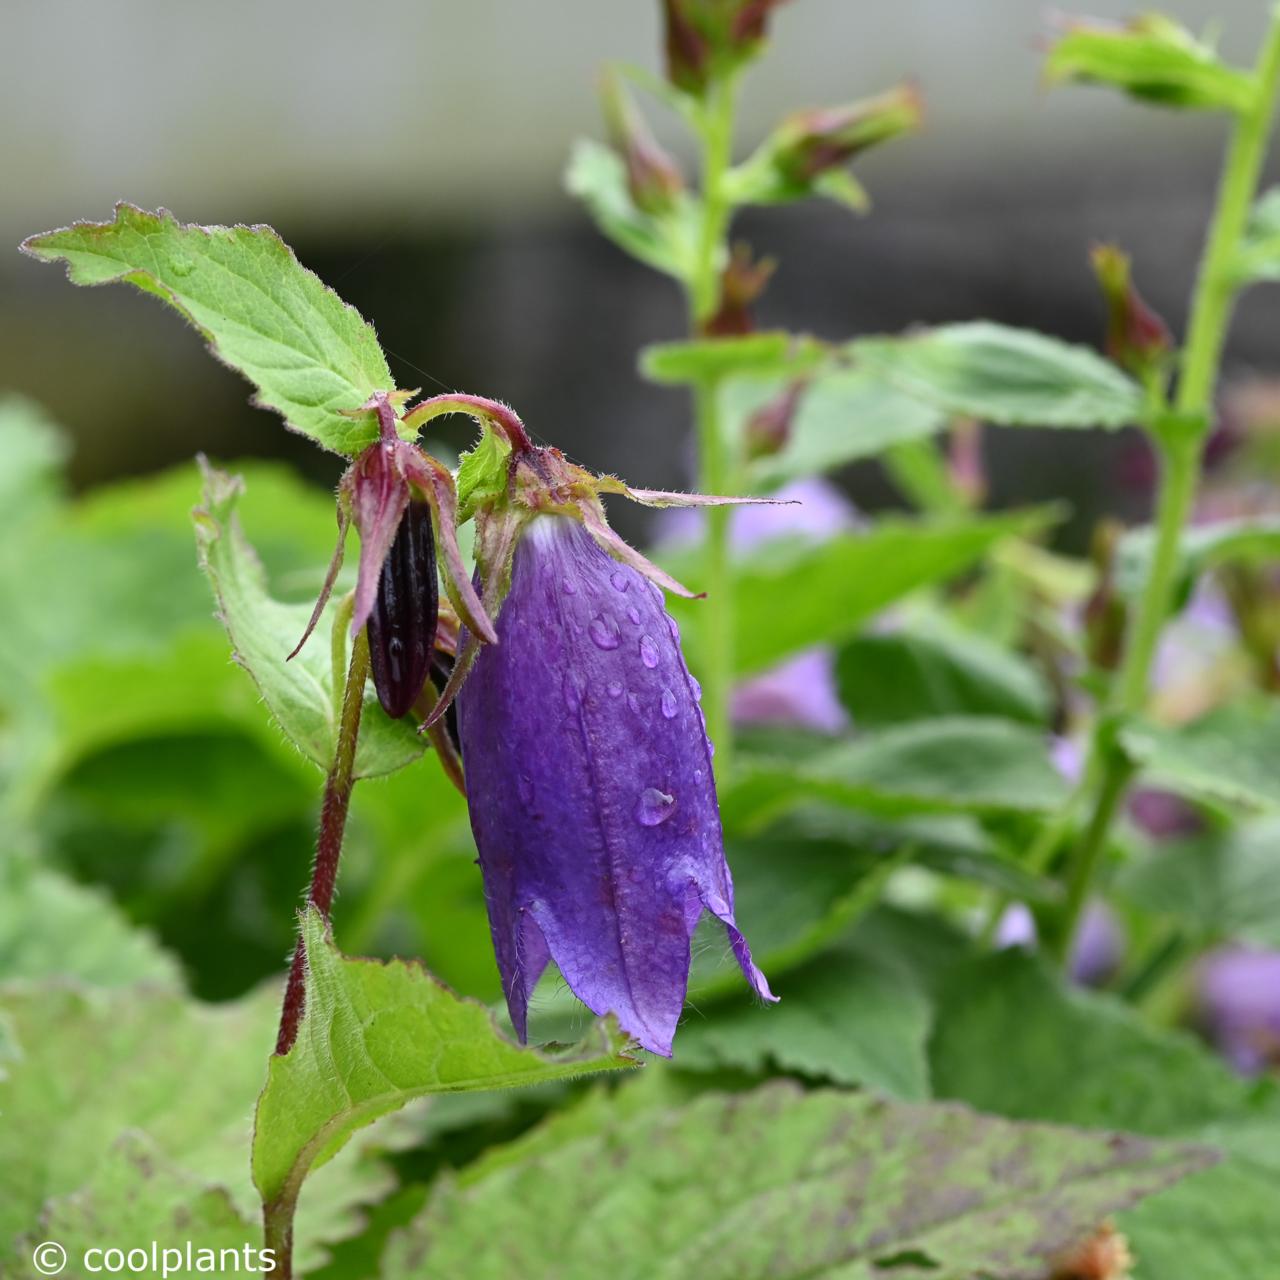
[[22, 205, 393, 455], [852, 322, 1144, 428], [382, 1082, 1212, 1280], [252, 910, 635, 1218], [640, 333, 826, 384], [194, 462, 426, 778], [1044, 14, 1258, 113]]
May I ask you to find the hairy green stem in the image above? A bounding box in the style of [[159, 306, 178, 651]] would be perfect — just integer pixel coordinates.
[[1055, 11, 1280, 962], [688, 76, 740, 778]]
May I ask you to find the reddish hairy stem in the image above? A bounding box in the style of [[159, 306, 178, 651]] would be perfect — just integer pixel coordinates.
[[274, 629, 371, 1056], [401, 392, 534, 453]]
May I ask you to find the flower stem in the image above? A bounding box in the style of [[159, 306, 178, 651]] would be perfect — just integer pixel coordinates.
[[688, 75, 740, 778], [1054, 10, 1280, 962], [274, 627, 370, 1057]]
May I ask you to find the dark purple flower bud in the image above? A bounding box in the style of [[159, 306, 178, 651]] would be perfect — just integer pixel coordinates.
[[600, 71, 685, 215], [1082, 519, 1127, 672], [661, 0, 791, 96], [457, 514, 776, 1055], [743, 378, 805, 460], [366, 498, 439, 719], [703, 242, 774, 337], [1090, 244, 1173, 379]]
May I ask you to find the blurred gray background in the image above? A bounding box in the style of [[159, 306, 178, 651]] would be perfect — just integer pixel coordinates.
[[5, 0, 1279, 544]]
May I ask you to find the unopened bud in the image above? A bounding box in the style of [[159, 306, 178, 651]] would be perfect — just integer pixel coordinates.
[[1083, 519, 1127, 672], [703, 242, 774, 337], [600, 70, 684, 215], [947, 418, 986, 507], [1050, 1221, 1134, 1280], [1091, 244, 1172, 378], [744, 379, 805, 459], [661, 0, 791, 96]]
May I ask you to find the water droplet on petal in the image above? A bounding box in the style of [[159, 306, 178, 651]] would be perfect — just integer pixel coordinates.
[[610, 571, 630, 593], [635, 787, 677, 827], [627, 693, 642, 715], [689, 676, 702, 701], [517, 775, 534, 805], [607, 680, 624, 699], [666, 615, 681, 642], [660, 687, 678, 719], [562, 673, 582, 712], [627, 606, 641, 625], [639, 635, 659, 668], [589, 614, 620, 650], [694, 768, 704, 783], [561, 577, 577, 595]]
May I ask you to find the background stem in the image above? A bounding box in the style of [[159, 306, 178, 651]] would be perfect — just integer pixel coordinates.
[[1054, 10, 1280, 961], [688, 76, 740, 780]]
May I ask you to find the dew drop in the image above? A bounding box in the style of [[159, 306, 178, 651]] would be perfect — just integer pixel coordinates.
[[607, 680, 624, 699], [689, 675, 703, 702], [639, 635, 659, 668], [561, 577, 578, 595], [517, 775, 534, 806], [589, 614, 620, 650], [694, 768, 704, 783], [170, 254, 196, 278], [610, 571, 630, 593], [634, 787, 677, 827], [666, 614, 681, 642], [627, 693, 642, 715], [660, 687, 678, 719], [627, 606, 641, 625], [562, 673, 582, 712]]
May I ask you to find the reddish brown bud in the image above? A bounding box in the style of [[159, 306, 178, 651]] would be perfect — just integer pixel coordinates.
[[1050, 1221, 1134, 1280], [744, 379, 805, 459], [661, 0, 791, 95], [1091, 244, 1173, 378], [1083, 519, 1127, 672], [600, 71, 684, 215], [703, 242, 775, 337]]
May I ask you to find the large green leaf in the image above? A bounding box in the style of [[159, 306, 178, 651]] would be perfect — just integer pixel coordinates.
[[0, 862, 180, 988], [0, 983, 392, 1271], [679, 945, 932, 1098], [1118, 514, 1280, 599], [564, 139, 700, 281], [382, 1082, 1211, 1280], [22, 205, 393, 455], [1044, 14, 1258, 113], [640, 333, 826, 385], [1119, 700, 1280, 813], [852, 322, 1144, 428], [1234, 185, 1280, 284], [252, 911, 635, 1220], [194, 463, 426, 778], [1118, 816, 1280, 948], [835, 619, 1051, 728], [669, 507, 1051, 675], [725, 717, 1069, 828]]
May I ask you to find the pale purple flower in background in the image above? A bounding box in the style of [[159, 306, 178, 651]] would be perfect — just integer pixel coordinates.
[[995, 900, 1124, 988], [660, 476, 857, 735], [458, 514, 776, 1057], [1151, 581, 1238, 714], [1196, 947, 1280, 1075]]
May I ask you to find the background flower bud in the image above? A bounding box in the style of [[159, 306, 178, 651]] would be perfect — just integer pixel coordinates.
[[1091, 243, 1173, 378], [600, 70, 684, 215]]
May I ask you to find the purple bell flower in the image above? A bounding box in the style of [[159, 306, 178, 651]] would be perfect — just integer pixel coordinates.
[[457, 513, 776, 1056]]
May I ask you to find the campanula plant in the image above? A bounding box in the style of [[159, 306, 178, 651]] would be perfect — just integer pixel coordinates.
[[10, 2, 1280, 1278]]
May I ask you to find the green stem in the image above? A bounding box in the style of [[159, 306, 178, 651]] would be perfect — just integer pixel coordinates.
[[1055, 10, 1280, 962], [688, 75, 741, 778]]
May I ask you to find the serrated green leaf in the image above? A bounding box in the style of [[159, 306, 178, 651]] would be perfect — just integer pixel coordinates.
[[0, 983, 392, 1271], [640, 332, 826, 385], [679, 946, 932, 1098], [835, 619, 1051, 728], [194, 463, 426, 778], [564, 139, 700, 280], [0, 862, 181, 988], [1119, 700, 1280, 813], [724, 717, 1070, 829], [1045, 15, 1258, 113], [22, 204, 393, 455], [852, 322, 1145, 428], [668, 507, 1052, 675], [1118, 815, 1280, 947], [455, 428, 511, 523], [382, 1081, 1212, 1280], [1233, 185, 1280, 283], [252, 910, 636, 1217]]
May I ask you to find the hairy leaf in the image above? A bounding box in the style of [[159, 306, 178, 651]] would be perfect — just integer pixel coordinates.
[[835, 619, 1051, 728], [22, 205, 393, 454], [725, 717, 1069, 828], [1044, 15, 1258, 113], [852, 322, 1144, 428], [382, 1082, 1212, 1280], [194, 463, 425, 778], [252, 911, 636, 1217]]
